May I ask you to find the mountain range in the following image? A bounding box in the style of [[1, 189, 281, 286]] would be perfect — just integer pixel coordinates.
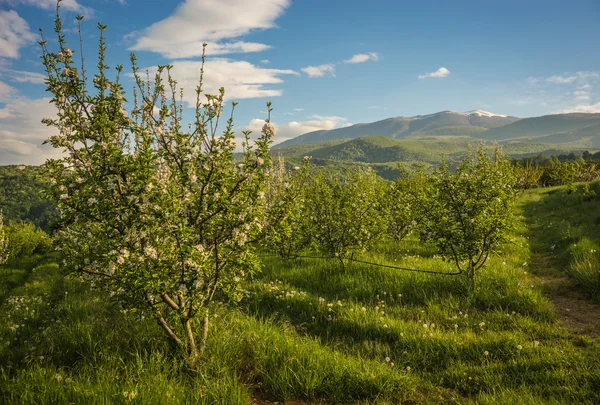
[[275, 110, 600, 149]]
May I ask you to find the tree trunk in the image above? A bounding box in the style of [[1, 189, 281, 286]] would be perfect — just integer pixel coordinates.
[[199, 311, 210, 355], [184, 318, 199, 365]]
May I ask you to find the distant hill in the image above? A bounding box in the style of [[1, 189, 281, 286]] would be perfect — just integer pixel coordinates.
[[531, 123, 600, 148], [480, 113, 600, 141], [274, 136, 588, 179], [275, 110, 600, 149], [276, 110, 520, 147]]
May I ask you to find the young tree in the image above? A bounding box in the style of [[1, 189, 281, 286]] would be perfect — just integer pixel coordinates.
[[386, 166, 428, 242], [262, 155, 311, 259], [419, 144, 518, 285], [513, 161, 544, 189], [40, 4, 274, 364], [305, 168, 387, 267]]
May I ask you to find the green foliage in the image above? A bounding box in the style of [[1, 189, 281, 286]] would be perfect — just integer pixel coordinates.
[[513, 162, 544, 189], [418, 144, 519, 282], [4, 222, 51, 260], [0, 166, 56, 230], [262, 155, 311, 259], [385, 166, 428, 242], [39, 8, 274, 361], [580, 182, 597, 201], [304, 168, 387, 264]]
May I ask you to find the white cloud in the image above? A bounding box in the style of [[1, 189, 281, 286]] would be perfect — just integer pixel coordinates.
[[301, 64, 335, 78], [0, 10, 36, 59], [293, 107, 303, 111], [573, 90, 591, 101], [1, 0, 93, 18], [0, 96, 64, 165], [148, 41, 272, 59], [0, 80, 16, 103], [244, 115, 348, 146], [129, 0, 290, 58], [260, 59, 270, 64], [0, 68, 46, 84], [547, 75, 577, 84], [142, 59, 298, 102], [1, 0, 92, 14], [562, 102, 600, 113], [534, 72, 600, 85], [418, 67, 450, 79], [344, 52, 379, 64]]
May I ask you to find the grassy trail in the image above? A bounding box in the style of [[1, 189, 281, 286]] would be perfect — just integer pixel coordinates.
[[521, 183, 600, 338]]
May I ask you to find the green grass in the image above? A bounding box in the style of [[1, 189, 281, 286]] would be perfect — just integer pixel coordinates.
[[521, 180, 600, 299], [1, 187, 600, 404]]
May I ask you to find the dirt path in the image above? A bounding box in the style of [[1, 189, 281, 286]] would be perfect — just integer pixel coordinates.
[[541, 275, 600, 338]]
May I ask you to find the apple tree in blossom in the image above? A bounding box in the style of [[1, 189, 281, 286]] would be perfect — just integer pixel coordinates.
[[40, 5, 274, 363]]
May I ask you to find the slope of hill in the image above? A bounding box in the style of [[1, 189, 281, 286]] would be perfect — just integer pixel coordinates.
[[480, 113, 600, 141], [274, 136, 589, 179], [276, 110, 520, 147], [526, 123, 600, 148]]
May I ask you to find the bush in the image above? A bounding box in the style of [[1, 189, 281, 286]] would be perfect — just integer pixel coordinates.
[[4, 222, 51, 260]]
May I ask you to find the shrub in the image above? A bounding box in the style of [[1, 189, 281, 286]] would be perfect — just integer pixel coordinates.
[[4, 222, 51, 260]]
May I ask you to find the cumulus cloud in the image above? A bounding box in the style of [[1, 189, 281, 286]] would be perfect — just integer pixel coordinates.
[[344, 52, 379, 64], [573, 90, 591, 101], [1, 0, 89, 12], [0, 96, 64, 165], [243, 115, 348, 146], [545, 72, 600, 84], [0, 68, 46, 84], [0, 80, 16, 103], [562, 102, 600, 114], [141, 59, 298, 103], [527, 71, 600, 113], [547, 75, 577, 84], [0, 10, 36, 59], [418, 67, 450, 79], [301, 64, 335, 78], [129, 0, 290, 58]]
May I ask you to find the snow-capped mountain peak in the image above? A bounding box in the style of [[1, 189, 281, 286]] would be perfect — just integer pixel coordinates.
[[460, 109, 508, 118]]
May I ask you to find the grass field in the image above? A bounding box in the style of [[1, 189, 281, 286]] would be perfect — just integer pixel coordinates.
[[1, 185, 600, 404]]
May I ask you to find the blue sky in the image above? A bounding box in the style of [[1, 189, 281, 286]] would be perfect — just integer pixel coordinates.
[[1, 0, 600, 164]]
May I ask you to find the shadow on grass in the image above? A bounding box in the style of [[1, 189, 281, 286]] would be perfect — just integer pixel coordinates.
[[521, 182, 600, 300]]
